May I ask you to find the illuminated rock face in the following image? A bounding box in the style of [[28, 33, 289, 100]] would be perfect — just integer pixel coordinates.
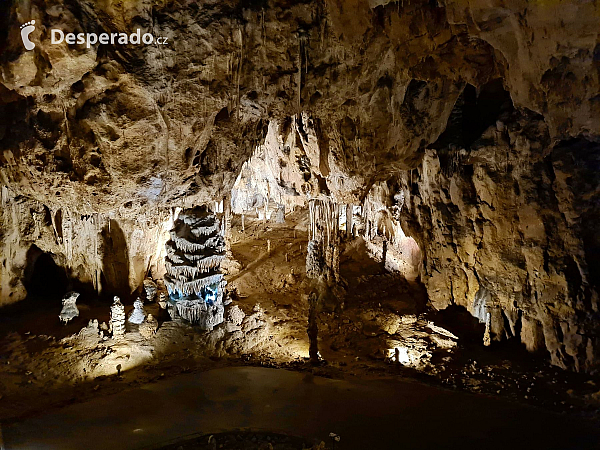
[[164, 207, 226, 330], [1, 0, 600, 372], [398, 117, 600, 372]]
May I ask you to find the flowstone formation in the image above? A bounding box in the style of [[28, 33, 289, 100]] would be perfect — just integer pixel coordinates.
[[164, 207, 227, 330], [58, 292, 80, 324]]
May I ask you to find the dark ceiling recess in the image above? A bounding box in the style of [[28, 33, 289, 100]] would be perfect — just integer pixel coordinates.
[[0, 0, 14, 56], [431, 79, 513, 151]]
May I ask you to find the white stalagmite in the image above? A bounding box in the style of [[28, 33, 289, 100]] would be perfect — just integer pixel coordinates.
[[128, 298, 147, 325], [59, 292, 80, 324], [158, 292, 168, 309]]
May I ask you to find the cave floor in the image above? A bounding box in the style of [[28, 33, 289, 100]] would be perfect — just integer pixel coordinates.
[[0, 213, 599, 435], [5, 366, 600, 450]]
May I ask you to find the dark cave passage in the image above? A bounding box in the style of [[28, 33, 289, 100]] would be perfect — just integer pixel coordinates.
[[24, 245, 68, 300], [432, 78, 513, 152], [100, 219, 131, 299]]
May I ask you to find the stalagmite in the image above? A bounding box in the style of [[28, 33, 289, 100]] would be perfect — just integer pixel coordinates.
[[223, 194, 232, 247], [58, 292, 80, 324], [164, 206, 227, 330], [143, 279, 157, 302], [139, 314, 158, 338], [483, 312, 492, 347], [276, 204, 285, 223], [110, 296, 126, 337], [308, 292, 319, 363], [158, 292, 168, 310], [128, 298, 147, 325]]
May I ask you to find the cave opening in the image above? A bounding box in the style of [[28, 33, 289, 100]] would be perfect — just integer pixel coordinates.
[[24, 245, 69, 300], [431, 78, 513, 152], [100, 219, 131, 300]]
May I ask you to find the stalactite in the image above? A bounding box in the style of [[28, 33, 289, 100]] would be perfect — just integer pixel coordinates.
[[63, 209, 73, 262], [307, 198, 340, 282]]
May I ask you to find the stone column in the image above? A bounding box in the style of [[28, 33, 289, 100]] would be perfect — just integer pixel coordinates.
[[346, 204, 353, 239]]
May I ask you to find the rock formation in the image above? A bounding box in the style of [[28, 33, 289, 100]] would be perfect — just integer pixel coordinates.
[[58, 292, 80, 324], [164, 207, 227, 330], [127, 298, 146, 325], [0, 187, 173, 306], [143, 279, 158, 303], [397, 115, 600, 372], [139, 314, 158, 339], [306, 199, 340, 282], [109, 297, 126, 338], [1, 0, 599, 372], [157, 293, 168, 310]]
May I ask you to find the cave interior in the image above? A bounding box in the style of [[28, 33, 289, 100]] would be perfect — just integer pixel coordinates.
[[1, 0, 600, 448]]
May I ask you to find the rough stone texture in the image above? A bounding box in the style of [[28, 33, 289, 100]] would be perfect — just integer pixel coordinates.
[[399, 111, 600, 372], [1, 0, 600, 371], [164, 207, 227, 329], [1, 0, 599, 205], [226, 305, 246, 327], [306, 198, 340, 282], [0, 185, 173, 305]]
